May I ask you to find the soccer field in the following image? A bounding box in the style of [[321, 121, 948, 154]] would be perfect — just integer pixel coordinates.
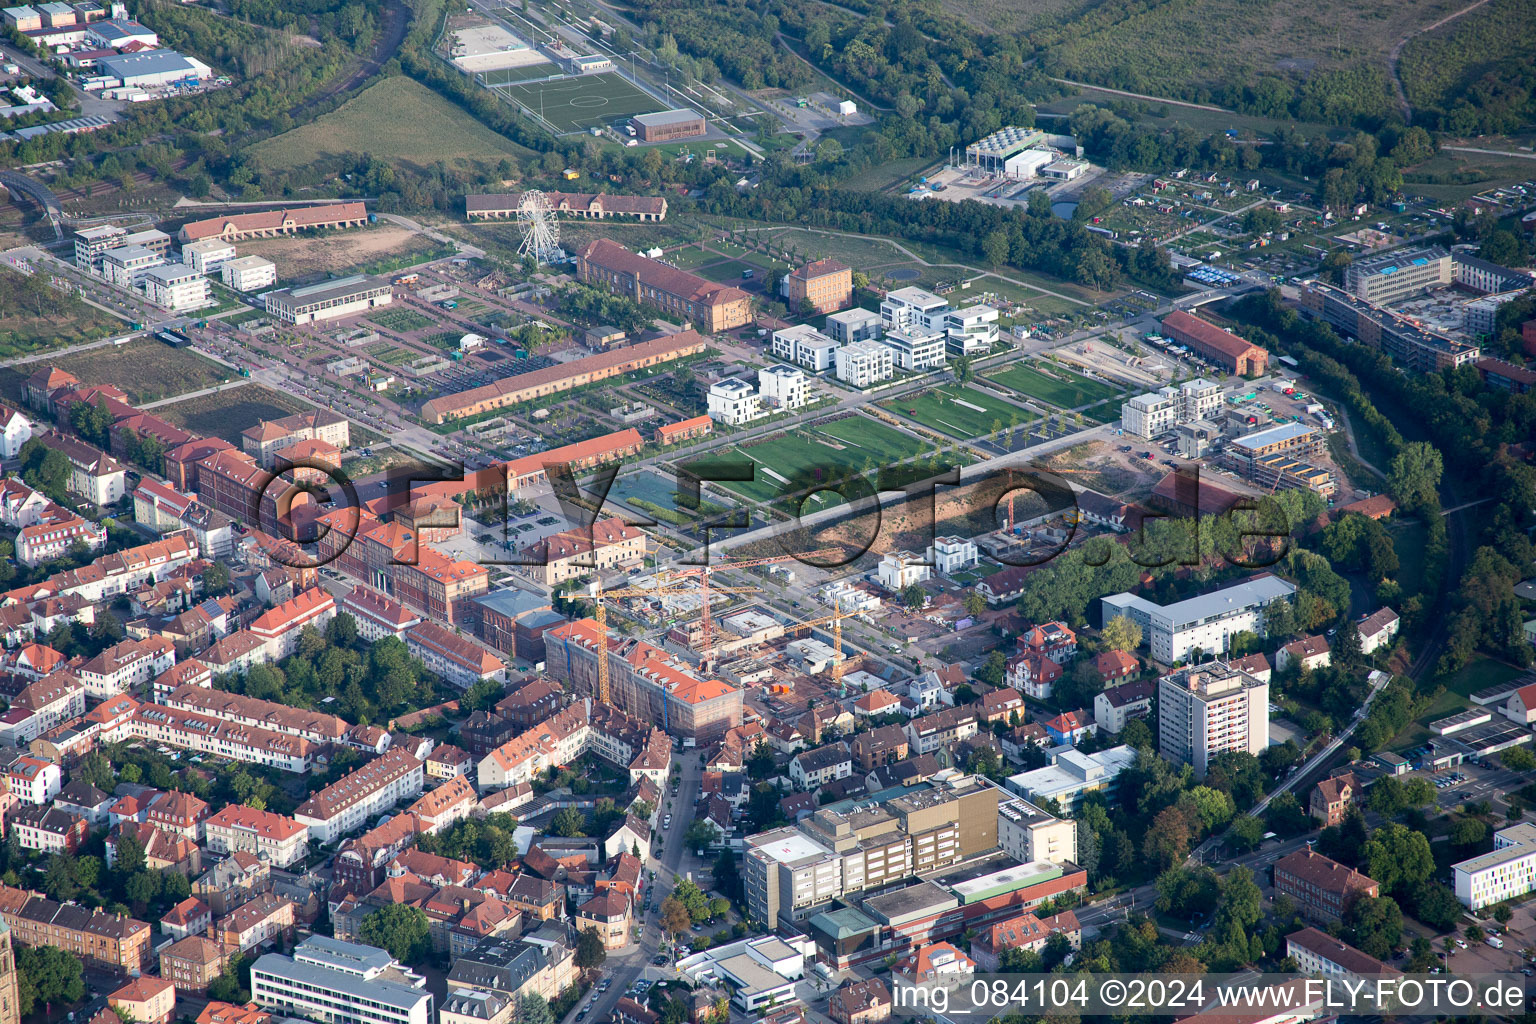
[[881, 385, 1033, 440], [495, 73, 666, 133]]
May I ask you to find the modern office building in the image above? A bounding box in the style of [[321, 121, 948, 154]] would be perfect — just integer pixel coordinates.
[[1452, 823, 1536, 909], [1452, 252, 1531, 295], [1344, 245, 1452, 304], [73, 224, 125, 269], [1156, 662, 1269, 775], [264, 275, 391, 325], [251, 936, 433, 1024], [880, 287, 948, 332], [1101, 574, 1297, 664]]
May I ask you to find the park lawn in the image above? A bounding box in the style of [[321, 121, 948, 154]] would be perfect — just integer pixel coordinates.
[[881, 384, 1031, 440], [987, 362, 1122, 408], [0, 338, 231, 406], [250, 76, 535, 171]]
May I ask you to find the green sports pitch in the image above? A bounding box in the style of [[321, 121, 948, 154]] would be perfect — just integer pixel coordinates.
[[494, 73, 666, 134]]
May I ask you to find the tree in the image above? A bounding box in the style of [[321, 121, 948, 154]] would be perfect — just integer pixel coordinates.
[[550, 808, 587, 837], [953, 356, 973, 383], [1228, 815, 1265, 852], [1408, 881, 1462, 931], [16, 945, 85, 1017], [1361, 823, 1434, 897], [660, 896, 691, 936], [1102, 614, 1142, 653], [575, 926, 608, 971], [521, 994, 555, 1024], [1501, 746, 1536, 772], [1343, 895, 1402, 959], [708, 896, 731, 920], [1143, 804, 1196, 870], [685, 818, 720, 850], [901, 583, 925, 610], [1387, 442, 1442, 513], [358, 904, 431, 964], [964, 592, 987, 618]]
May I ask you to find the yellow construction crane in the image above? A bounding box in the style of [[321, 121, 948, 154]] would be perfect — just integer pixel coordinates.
[[786, 596, 860, 679], [588, 577, 760, 705], [669, 548, 842, 663]]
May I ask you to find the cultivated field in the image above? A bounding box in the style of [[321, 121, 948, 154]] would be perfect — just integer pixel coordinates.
[[880, 384, 1032, 440], [987, 362, 1122, 408], [238, 226, 435, 282], [250, 75, 535, 170], [495, 72, 666, 133], [155, 383, 316, 444], [370, 309, 434, 333], [0, 338, 231, 405]]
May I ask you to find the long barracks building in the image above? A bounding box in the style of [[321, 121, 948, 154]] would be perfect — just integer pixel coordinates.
[[577, 239, 751, 334], [421, 335, 706, 424]]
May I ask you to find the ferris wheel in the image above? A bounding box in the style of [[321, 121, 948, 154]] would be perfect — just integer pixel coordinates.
[[516, 189, 562, 264]]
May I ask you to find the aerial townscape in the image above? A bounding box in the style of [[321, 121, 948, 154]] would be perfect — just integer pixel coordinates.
[[0, 0, 1534, 1023]]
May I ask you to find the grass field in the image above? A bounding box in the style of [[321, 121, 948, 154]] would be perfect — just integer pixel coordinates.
[[368, 343, 416, 365], [1030, 0, 1470, 120], [697, 416, 933, 506], [0, 339, 231, 405], [495, 72, 665, 133], [250, 76, 535, 171], [880, 384, 1032, 440], [987, 362, 1122, 408], [370, 309, 434, 333], [0, 270, 123, 358], [156, 384, 318, 445]]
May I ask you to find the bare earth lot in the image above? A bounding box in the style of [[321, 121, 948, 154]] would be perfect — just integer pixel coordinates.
[[239, 227, 435, 282], [0, 339, 231, 405]]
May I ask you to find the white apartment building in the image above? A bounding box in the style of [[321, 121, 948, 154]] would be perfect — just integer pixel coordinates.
[[1285, 927, 1398, 979], [142, 263, 211, 311], [181, 238, 236, 275], [770, 325, 838, 372], [1101, 573, 1297, 664], [881, 287, 948, 332], [6, 756, 62, 804], [825, 308, 881, 345], [204, 804, 310, 868], [1453, 823, 1536, 909], [252, 937, 433, 1024], [1156, 662, 1269, 776], [74, 224, 126, 269], [743, 828, 844, 929], [877, 552, 931, 592], [294, 749, 425, 844], [707, 377, 763, 425], [0, 406, 33, 459], [757, 364, 808, 410], [926, 536, 978, 575], [222, 255, 277, 292], [996, 794, 1077, 865], [835, 340, 894, 387], [101, 244, 164, 288], [1121, 378, 1224, 439], [937, 304, 1000, 357], [880, 329, 947, 371]]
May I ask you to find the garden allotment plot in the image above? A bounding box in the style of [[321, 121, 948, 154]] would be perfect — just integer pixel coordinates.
[[987, 363, 1122, 409], [495, 73, 666, 134], [880, 384, 1032, 440]]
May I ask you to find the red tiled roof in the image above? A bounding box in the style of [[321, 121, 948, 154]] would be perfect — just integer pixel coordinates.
[[179, 202, 367, 242], [1162, 310, 1261, 360]]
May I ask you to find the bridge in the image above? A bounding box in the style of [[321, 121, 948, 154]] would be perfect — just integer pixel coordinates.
[[0, 170, 65, 241]]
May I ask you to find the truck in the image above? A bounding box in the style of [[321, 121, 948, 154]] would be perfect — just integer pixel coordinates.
[[1487, 936, 1504, 949]]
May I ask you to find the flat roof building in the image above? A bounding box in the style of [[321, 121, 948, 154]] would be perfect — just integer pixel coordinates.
[[1005, 745, 1136, 812], [1453, 822, 1536, 909], [1157, 661, 1269, 775], [251, 936, 432, 1024], [1300, 282, 1479, 373], [264, 275, 391, 325], [1102, 574, 1297, 665], [631, 108, 705, 142], [1344, 245, 1452, 305]]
